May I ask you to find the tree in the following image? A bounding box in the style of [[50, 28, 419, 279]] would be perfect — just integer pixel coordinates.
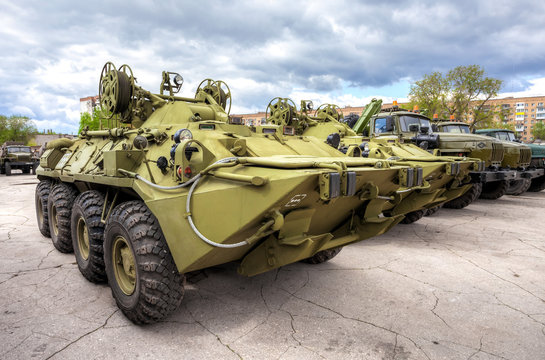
[[409, 65, 502, 128], [0, 115, 37, 144], [533, 121, 545, 141], [78, 108, 107, 133]]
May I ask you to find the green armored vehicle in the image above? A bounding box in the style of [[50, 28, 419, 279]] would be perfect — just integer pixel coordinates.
[[264, 98, 480, 223], [0, 142, 37, 175], [474, 128, 545, 193], [35, 62, 425, 324], [349, 104, 520, 205], [433, 122, 532, 196]]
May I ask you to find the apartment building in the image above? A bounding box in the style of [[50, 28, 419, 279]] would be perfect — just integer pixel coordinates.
[[80, 95, 100, 116]]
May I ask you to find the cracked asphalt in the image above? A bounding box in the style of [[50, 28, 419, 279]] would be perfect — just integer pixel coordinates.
[[1, 174, 544, 360]]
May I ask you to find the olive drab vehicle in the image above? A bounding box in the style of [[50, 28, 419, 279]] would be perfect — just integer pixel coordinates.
[[35, 62, 426, 324], [475, 128, 545, 194], [0, 142, 37, 176], [264, 98, 481, 224], [351, 102, 520, 204]]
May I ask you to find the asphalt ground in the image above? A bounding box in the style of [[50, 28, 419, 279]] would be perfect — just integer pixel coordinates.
[[1, 174, 544, 360]]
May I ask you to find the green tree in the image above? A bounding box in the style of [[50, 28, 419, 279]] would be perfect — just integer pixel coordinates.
[[409, 65, 502, 127], [78, 109, 105, 133], [0, 115, 37, 144], [533, 121, 545, 141]]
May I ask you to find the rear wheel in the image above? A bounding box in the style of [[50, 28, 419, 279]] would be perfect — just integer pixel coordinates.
[[302, 248, 342, 264], [23, 166, 30, 174], [5, 163, 11, 176], [35, 179, 53, 237], [528, 175, 545, 192], [104, 200, 184, 324], [444, 182, 482, 209], [71, 191, 107, 283], [400, 210, 424, 224], [47, 183, 79, 253], [506, 178, 532, 196], [480, 180, 508, 200], [0, 164, 4, 174]]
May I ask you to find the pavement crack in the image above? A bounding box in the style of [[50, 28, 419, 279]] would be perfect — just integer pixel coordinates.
[[431, 291, 451, 328], [194, 319, 243, 359], [517, 237, 545, 254], [493, 293, 545, 326], [45, 310, 118, 359], [280, 288, 431, 360], [467, 335, 483, 360]]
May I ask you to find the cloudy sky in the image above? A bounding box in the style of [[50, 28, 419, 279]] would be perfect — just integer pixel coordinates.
[[1, 0, 545, 134]]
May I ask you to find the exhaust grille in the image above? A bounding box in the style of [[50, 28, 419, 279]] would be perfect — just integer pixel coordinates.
[[519, 148, 531, 165]]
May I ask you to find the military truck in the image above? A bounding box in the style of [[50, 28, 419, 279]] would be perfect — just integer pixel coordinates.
[[0, 142, 37, 176], [348, 101, 521, 205], [35, 62, 426, 324], [263, 98, 481, 224], [475, 128, 545, 193]]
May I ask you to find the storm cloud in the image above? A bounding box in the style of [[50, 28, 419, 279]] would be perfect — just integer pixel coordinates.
[[1, 0, 544, 133]]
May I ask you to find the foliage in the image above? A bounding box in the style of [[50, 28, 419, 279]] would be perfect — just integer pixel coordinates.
[[0, 115, 38, 144], [78, 108, 108, 133], [409, 65, 502, 128], [533, 121, 545, 140]]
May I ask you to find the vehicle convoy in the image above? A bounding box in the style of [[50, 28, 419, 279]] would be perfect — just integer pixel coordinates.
[[475, 128, 545, 193], [264, 98, 480, 223], [0, 142, 37, 175], [35, 62, 426, 324], [348, 102, 521, 204]]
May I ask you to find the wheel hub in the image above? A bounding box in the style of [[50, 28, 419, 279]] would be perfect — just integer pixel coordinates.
[[112, 235, 136, 295], [76, 217, 90, 260]]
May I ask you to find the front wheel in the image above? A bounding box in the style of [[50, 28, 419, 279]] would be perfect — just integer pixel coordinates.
[[399, 210, 424, 224], [480, 180, 508, 200], [302, 248, 342, 264], [104, 200, 184, 324], [506, 178, 531, 196], [444, 182, 482, 209], [528, 175, 545, 192]]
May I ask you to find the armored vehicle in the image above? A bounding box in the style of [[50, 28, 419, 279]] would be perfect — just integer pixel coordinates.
[[0, 142, 36, 175], [475, 128, 545, 193], [35, 62, 424, 324], [264, 98, 480, 223], [350, 103, 520, 204]]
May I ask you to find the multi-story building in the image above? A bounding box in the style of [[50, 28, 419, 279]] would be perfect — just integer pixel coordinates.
[[235, 95, 545, 142], [80, 96, 100, 116]]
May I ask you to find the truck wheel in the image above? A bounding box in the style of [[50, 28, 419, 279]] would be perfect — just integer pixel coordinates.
[[5, 163, 11, 176], [302, 248, 342, 264], [444, 183, 482, 209], [528, 176, 545, 192], [400, 210, 424, 224], [424, 206, 441, 216], [104, 200, 185, 324], [0, 165, 4, 175], [47, 183, 79, 253], [35, 179, 53, 237], [71, 191, 107, 283], [23, 166, 30, 174], [506, 178, 532, 196], [479, 180, 508, 200]]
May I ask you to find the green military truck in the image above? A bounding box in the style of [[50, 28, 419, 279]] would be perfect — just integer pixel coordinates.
[[349, 102, 519, 206], [475, 128, 545, 193], [0, 142, 37, 176]]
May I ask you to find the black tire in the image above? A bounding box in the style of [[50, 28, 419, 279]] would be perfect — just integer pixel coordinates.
[[35, 179, 53, 237], [47, 182, 79, 253], [5, 163, 11, 176], [343, 114, 360, 128], [0, 165, 5, 175], [424, 206, 441, 216], [71, 191, 107, 283], [302, 248, 342, 264], [23, 166, 30, 174], [528, 175, 545, 192], [400, 210, 424, 224], [444, 182, 483, 209], [104, 200, 184, 324], [480, 180, 508, 200], [506, 178, 532, 196]]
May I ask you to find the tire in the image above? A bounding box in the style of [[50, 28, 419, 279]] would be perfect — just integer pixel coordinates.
[[506, 178, 532, 196], [104, 200, 184, 324], [5, 163, 11, 176], [480, 180, 508, 200], [0, 165, 4, 175], [400, 210, 424, 224], [444, 182, 483, 209], [23, 166, 30, 174], [71, 191, 107, 283], [528, 175, 545, 192], [302, 248, 342, 264], [47, 182, 79, 253], [343, 114, 359, 128], [35, 179, 53, 237], [424, 206, 441, 216]]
